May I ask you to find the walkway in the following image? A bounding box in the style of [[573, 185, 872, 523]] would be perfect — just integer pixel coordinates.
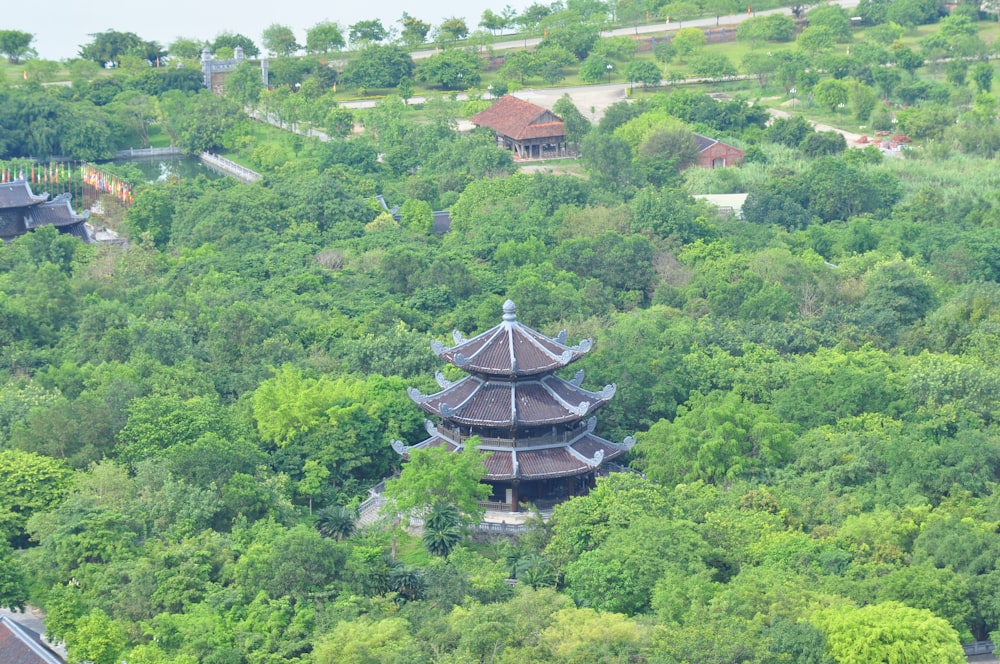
[[410, 0, 861, 60]]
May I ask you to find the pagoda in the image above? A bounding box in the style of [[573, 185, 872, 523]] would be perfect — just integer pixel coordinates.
[[0, 179, 90, 243], [393, 300, 634, 512]]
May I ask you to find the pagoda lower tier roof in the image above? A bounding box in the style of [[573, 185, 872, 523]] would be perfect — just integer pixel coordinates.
[[398, 429, 634, 481], [408, 374, 616, 428], [432, 300, 591, 377]]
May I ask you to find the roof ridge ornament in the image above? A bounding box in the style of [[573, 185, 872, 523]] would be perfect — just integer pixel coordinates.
[[453, 330, 467, 345], [391, 440, 411, 456], [435, 371, 453, 389], [502, 299, 517, 321], [555, 329, 567, 344], [597, 384, 617, 399], [407, 387, 430, 403], [571, 369, 585, 387], [620, 435, 636, 451]]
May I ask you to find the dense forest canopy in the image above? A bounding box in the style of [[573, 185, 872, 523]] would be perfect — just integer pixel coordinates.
[[4, 1, 1000, 662]]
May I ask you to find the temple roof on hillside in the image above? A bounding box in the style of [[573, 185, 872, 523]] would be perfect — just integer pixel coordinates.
[[408, 372, 615, 428], [397, 419, 633, 481], [28, 194, 90, 228], [432, 300, 591, 377], [0, 180, 47, 209], [469, 95, 565, 141], [0, 616, 66, 664]]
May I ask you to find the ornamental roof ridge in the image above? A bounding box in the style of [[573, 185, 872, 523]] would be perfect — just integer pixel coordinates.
[[431, 300, 592, 376]]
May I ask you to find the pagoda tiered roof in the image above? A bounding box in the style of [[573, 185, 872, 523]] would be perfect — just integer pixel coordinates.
[[431, 300, 591, 377], [408, 373, 615, 428], [396, 300, 634, 483]]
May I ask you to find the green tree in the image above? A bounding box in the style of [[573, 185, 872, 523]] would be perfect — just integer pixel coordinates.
[[67, 608, 127, 664], [806, 4, 853, 41], [435, 17, 470, 43], [892, 43, 925, 77], [416, 49, 482, 89], [316, 505, 356, 540], [79, 30, 164, 67], [399, 13, 432, 47], [422, 502, 463, 556], [690, 52, 737, 78], [349, 19, 389, 46], [737, 14, 797, 43], [313, 617, 423, 663], [811, 602, 965, 664], [626, 60, 663, 87], [383, 440, 491, 523], [971, 61, 993, 93], [261, 23, 300, 56], [636, 390, 795, 486], [0, 540, 27, 610], [305, 21, 345, 53], [0, 449, 72, 545], [0, 30, 34, 64], [343, 44, 414, 89], [553, 94, 592, 143], [211, 32, 259, 56], [672, 27, 707, 60], [298, 459, 329, 514], [480, 9, 507, 35]]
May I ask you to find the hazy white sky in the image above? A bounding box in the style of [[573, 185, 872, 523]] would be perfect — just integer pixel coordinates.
[[9, 0, 532, 61]]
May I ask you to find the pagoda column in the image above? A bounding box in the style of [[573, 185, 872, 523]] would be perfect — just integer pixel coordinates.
[[510, 480, 520, 513]]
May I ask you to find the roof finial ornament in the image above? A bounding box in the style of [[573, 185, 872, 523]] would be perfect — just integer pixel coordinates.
[[502, 299, 517, 322]]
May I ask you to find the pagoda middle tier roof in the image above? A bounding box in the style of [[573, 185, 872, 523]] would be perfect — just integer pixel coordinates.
[[408, 373, 616, 428], [431, 300, 592, 377]]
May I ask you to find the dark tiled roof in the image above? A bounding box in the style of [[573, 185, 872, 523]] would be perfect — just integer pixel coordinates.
[[0, 180, 47, 209], [28, 195, 89, 229], [0, 616, 66, 664], [433, 300, 591, 377], [410, 374, 614, 428], [405, 429, 628, 481], [469, 95, 565, 141]]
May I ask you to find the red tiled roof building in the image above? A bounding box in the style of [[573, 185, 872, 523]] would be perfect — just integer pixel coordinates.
[[0, 615, 66, 664], [469, 95, 571, 160], [394, 300, 634, 512]]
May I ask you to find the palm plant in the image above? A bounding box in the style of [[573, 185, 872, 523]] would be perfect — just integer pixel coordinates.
[[315, 505, 356, 540], [422, 502, 463, 557]]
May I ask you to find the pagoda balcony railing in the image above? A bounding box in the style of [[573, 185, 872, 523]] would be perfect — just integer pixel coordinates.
[[438, 424, 589, 450]]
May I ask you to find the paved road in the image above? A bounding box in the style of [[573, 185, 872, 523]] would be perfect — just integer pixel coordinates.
[[411, 0, 862, 59]]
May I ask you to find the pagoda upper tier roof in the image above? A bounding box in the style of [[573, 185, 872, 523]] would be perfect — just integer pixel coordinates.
[[432, 300, 591, 377], [0, 179, 47, 209], [408, 371, 615, 428]]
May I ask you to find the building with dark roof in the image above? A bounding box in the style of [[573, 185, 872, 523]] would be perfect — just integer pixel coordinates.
[[0, 615, 66, 664], [469, 95, 570, 160], [394, 300, 634, 512], [694, 134, 744, 169], [0, 180, 90, 243]]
